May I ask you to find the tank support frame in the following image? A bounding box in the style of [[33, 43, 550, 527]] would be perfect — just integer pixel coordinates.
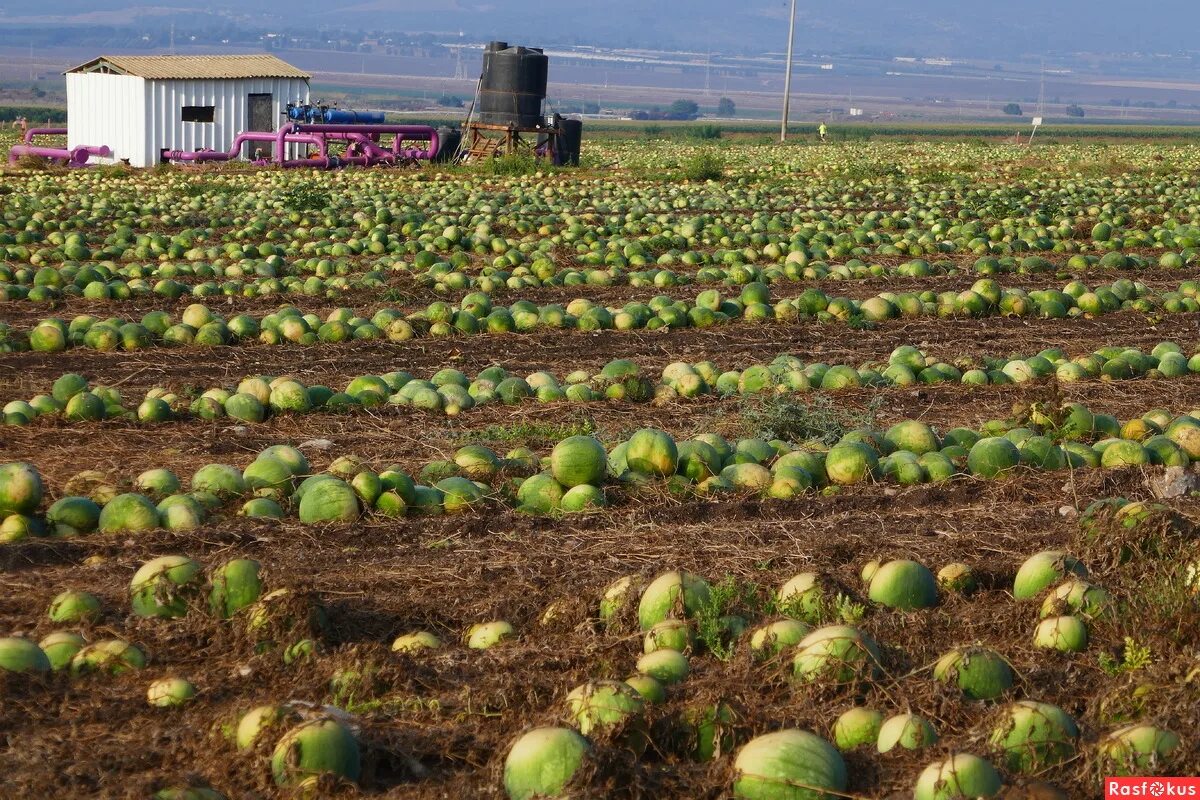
[[461, 121, 560, 163]]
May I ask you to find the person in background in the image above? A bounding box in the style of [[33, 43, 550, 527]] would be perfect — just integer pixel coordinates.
[[818, 121, 827, 142]]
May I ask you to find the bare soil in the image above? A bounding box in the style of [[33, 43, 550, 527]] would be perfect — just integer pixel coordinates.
[[1, 304, 1198, 797], [1, 464, 1197, 799]]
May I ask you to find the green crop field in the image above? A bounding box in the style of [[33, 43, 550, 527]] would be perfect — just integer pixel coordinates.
[[0, 134, 1198, 799]]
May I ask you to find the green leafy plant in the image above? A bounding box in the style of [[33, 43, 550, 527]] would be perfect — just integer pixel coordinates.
[[686, 124, 723, 141], [1098, 637, 1154, 677], [681, 150, 725, 182], [282, 184, 331, 211], [743, 394, 881, 446], [833, 593, 867, 625], [483, 153, 543, 177], [695, 576, 766, 660], [460, 418, 596, 447]]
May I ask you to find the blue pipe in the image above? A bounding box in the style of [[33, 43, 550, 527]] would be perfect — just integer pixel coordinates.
[[323, 109, 385, 125]]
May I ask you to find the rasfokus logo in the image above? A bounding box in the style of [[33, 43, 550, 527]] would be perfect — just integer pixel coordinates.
[[1106, 778, 1200, 798]]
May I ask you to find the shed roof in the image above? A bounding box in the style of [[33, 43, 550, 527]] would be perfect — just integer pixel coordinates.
[[65, 54, 310, 80]]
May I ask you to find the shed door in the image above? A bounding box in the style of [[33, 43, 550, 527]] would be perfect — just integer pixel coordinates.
[[246, 93, 274, 159]]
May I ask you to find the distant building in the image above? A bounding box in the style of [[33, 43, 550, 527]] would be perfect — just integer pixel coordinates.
[[64, 54, 310, 167]]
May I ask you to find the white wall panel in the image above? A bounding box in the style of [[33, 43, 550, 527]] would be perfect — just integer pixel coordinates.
[[66, 73, 146, 166]]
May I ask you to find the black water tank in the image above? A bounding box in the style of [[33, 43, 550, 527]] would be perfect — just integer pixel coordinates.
[[478, 42, 549, 128], [557, 119, 583, 166]]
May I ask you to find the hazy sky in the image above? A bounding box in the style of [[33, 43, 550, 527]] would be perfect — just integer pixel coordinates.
[[3, 0, 1200, 57]]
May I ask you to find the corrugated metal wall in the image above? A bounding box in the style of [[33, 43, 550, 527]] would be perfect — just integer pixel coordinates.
[[144, 77, 310, 165], [66, 73, 147, 166], [66, 73, 310, 167]]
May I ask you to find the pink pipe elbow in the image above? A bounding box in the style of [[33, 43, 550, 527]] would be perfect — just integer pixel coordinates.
[[23, 127, 67, 144]]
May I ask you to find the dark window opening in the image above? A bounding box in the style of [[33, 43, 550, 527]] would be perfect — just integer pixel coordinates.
[[182, 105, 215, 123]]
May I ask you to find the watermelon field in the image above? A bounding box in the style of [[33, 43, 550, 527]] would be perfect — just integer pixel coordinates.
[[1, 136, 1199, 799]]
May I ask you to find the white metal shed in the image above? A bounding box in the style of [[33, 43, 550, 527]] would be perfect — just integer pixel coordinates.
[[64, 54, 311, 167]]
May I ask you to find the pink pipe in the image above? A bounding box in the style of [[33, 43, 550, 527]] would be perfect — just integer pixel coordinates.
[[291, 123, 440, 161], [271, 121, 438, 167], [339, 133, 396, 163], [163, 131, 325, 163], [275, 122, 294, 162], [24, 127, 67, 144], [69, 145, 112, 165], [10, 145, 68, 163], [8, 143, 111, 166]]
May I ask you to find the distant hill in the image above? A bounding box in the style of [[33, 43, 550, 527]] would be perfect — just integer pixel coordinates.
[[2, 0, 1198, 58]]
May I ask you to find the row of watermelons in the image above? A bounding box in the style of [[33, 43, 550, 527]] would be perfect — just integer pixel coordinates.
[[1, 406, 1198, 539], [6, 276, 1200, 355], [1, 239, 1191, 302], [7, 339, 1200, 426]]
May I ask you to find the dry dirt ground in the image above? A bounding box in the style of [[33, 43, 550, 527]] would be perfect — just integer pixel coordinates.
[[1, 300, 1199, 798]]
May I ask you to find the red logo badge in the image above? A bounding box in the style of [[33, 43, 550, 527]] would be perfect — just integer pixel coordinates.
[[1106, 779, 1200, 798]]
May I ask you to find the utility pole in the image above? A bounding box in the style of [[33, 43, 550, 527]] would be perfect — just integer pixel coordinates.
[[1037, 57, 1045, 117], [780, 0, 798, 141]]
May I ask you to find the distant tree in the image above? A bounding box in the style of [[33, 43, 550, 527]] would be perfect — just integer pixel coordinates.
[[668, 99, 700, 119], [583, 101, 600, 115], [717, 97, 736, 117], [437, 95, 464, 108], [1002, 103, 1023, 116], [1065, 104, 1085, 118]]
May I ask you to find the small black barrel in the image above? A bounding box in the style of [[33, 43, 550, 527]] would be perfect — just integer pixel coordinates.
[[557, 119, 583, 166], [434, 126, 463, 162], [478, 43, 548, 128]]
